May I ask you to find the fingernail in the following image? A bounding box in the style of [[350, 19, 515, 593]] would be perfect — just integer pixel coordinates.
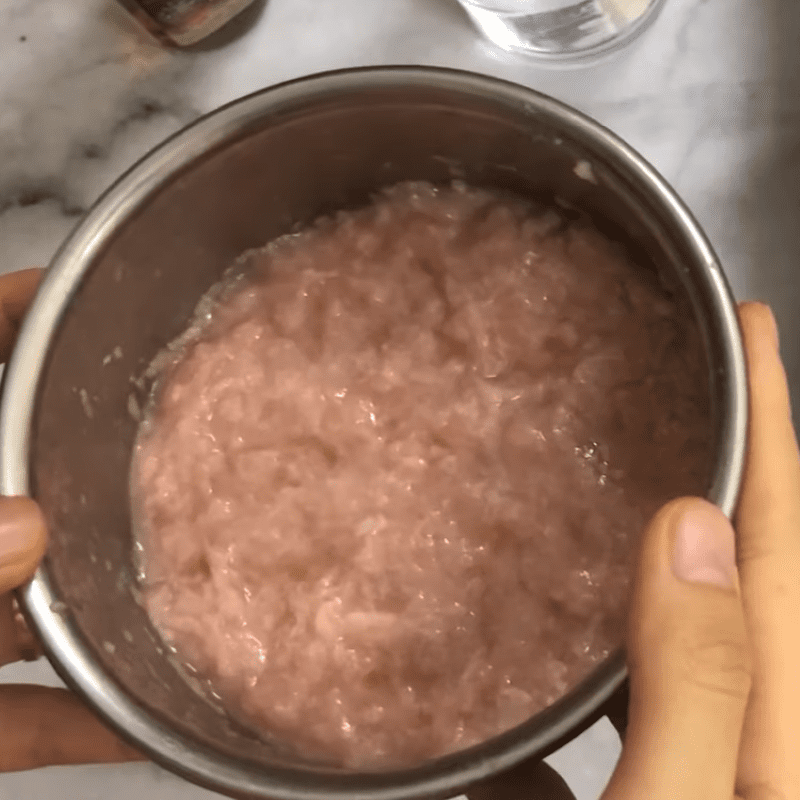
[[0, 497, 45, 567], [672, 501, 737, 589]]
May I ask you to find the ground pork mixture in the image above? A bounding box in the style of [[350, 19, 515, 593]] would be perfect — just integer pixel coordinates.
[[132, 182, 711, 768]]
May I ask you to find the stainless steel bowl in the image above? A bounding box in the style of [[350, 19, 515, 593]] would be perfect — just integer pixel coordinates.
[[0, 67, 747, 800]]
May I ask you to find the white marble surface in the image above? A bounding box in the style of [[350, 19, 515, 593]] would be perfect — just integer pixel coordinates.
[[0, 0, 793, 797]]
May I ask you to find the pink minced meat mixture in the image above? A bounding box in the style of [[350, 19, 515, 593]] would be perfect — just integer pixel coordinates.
[[133, 182, 710, 768]]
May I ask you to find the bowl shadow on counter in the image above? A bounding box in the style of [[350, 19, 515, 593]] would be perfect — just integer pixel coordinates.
[[467, 758, 578, 800]]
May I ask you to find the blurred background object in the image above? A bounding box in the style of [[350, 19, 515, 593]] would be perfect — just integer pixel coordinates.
[[115, 0, 259, 46]]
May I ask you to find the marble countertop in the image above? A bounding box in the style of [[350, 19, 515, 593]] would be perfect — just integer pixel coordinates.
[[0, 0, 794, 798], [3, 0, 797, 404]]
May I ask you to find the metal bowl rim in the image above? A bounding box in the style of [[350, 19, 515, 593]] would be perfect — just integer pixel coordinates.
[[0, 65, 747, 800]]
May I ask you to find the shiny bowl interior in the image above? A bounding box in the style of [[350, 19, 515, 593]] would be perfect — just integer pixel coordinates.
[[0, 67, 746, 800]]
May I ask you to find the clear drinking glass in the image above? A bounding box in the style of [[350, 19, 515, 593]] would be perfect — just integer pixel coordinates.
[[116, 0, 259, 46], [457, 0, 667, 63]]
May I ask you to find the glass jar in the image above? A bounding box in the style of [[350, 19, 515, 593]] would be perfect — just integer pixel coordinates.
[[116, 0, 259, 46]]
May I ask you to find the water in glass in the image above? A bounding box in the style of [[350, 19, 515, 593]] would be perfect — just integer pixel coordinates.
[[457, 0, 666, 62]]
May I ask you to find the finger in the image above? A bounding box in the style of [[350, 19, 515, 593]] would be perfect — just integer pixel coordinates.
[[0, 594, 41, 667], [0, 497, 47, 666], [0, 497, 47, 596], [0, 684, 144, 771], [0, 595, 18, 666], [0, 268, 43, 325], [0, 268, 43, 362], [602, 498, 751, 800], [735, 302, 800, 799]]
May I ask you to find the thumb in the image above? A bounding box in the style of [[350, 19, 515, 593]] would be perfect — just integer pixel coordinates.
[[0, 497, 46, 595], [603, 498, 751, 800]]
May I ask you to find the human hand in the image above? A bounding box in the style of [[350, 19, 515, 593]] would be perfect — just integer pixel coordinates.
[[0, 269, 142, 771], [602, 302, 800, 800]]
